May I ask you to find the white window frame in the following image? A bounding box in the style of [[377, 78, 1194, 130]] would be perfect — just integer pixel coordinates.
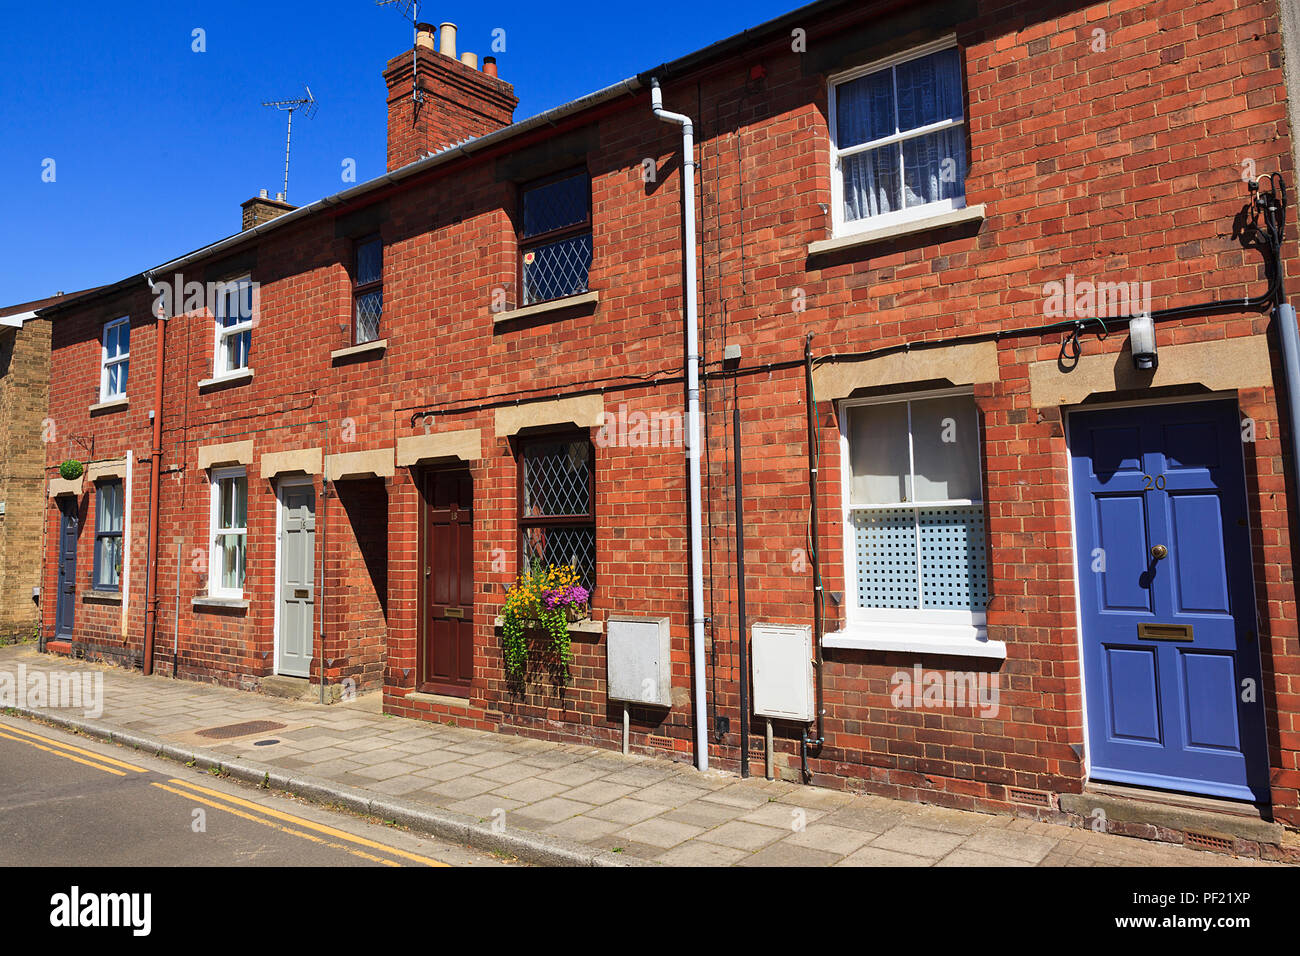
[[212, 275, 254, 378], [835, 386, 996, 653], [100, 316, 130, 401], [828, 35, 967, 239], [209, 466, 247, 599]]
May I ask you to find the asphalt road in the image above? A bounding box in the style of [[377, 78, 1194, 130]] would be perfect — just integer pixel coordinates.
[[0, 715, 518, 867]]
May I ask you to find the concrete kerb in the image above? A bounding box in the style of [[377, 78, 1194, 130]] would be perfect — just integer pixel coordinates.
[[8, 705, 651, 867]]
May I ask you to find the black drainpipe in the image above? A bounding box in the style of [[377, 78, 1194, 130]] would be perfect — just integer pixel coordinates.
[[733, 391, 750, 777], [1255, 177, 1300, 506], [801, 333, 825, 782]]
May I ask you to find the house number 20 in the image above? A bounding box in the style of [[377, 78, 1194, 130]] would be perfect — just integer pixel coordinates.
[[1142, 474, 1166, 491]]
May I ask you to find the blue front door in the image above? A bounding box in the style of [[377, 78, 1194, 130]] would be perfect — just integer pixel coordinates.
[[1069, 399, 1269, 803]]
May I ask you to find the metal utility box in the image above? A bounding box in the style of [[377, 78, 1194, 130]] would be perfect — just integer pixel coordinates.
[[607, 616, 672, 707], [752, 623, 814, 721]]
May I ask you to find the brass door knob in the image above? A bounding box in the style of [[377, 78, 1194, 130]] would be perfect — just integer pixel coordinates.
[[1150, 544, 1168, 561]]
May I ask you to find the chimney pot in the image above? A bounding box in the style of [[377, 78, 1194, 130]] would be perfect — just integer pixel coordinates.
[[259, 188, 268, 198], [438, 22, 457, 59], [384, 25, 516, 170], [415, 22, 436, 51]]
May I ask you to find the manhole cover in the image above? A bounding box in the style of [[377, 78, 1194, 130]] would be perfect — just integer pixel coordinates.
[[252, 739, 280, 747], [196, 720, 286, 740]]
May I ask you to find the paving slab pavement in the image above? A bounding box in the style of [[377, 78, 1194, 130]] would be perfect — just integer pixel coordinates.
[[0, 644, 1285, 868]]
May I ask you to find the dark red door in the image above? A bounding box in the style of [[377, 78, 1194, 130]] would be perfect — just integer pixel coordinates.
[[422, 469, 474, 695]]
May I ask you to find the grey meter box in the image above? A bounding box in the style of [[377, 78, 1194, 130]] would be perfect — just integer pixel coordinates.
[[607, 616, 672, 707]]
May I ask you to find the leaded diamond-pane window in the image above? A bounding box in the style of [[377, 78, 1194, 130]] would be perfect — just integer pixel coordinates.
[[522, 174, 588, 238], [356, 238, 382, 285], [520, 437, 595, 590], [355, 290, 382, 344], [523, 234, 592, 306], [519, 170, 592, 306], [353, 236, 382, 344]]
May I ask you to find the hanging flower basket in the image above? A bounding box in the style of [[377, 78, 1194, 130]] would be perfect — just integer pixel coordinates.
[[58, 460, 84, 481], [500, 564, 590, 686]]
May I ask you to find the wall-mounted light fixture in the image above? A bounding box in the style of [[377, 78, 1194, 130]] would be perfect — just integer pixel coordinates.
[[1129, 312, 1158, 370]]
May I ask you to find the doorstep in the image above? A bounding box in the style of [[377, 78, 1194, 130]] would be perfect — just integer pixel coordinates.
[[1059, 783, 1284, 851], [259, 675, 312, 701]]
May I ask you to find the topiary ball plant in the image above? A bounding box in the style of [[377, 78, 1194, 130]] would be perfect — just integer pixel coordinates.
[[58, 459, 84, 481]]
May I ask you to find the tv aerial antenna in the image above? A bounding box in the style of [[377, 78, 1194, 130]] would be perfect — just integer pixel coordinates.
[[261, 85, 319, 203], [376, 0, 425, 115]]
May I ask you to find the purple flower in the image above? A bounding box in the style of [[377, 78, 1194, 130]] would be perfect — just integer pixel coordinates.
[[543, 584, 589, 609]]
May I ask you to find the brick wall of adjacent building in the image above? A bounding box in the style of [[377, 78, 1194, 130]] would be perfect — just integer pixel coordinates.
[[0, 318, 50, 643], [41, 0, 1300, 829]]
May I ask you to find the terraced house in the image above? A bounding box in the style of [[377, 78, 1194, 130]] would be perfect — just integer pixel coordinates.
[[36, 0, 1300, 848]]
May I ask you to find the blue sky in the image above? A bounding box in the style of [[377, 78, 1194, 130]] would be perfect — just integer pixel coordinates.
[[0, 0, 799, 305]]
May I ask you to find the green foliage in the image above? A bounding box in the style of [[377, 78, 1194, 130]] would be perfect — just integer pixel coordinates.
[[58, 459, 84, 480], [500, 564, 588, 686]]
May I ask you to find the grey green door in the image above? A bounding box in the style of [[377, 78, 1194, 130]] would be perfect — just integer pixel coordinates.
[[277, 483, 315, 677], [55, 498, 78, 637]]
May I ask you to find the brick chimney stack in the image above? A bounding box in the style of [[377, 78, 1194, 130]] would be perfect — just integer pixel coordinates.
[[241, 190, 296, 231], [384, 21, 519, 170]]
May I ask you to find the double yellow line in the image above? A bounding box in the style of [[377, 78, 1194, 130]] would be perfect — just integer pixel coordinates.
[[0, 722, 448, 867], [0, 722, 146, 777], [151, 778, 449, 867]]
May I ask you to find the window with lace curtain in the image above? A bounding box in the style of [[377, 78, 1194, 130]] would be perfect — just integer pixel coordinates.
[[829, 39, 967, 236], [839, 390, 989, 648]]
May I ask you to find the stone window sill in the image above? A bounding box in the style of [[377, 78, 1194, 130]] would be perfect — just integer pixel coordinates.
[[492, 291, 599, 325], [193, 595, 249, 610], [808, 204, 986, 257], [89, 397, 128, 415], [198, 369, 254, 392], [331, 338, 387, 362], [83, 590, 122, 604], [492, 615, 604, 635], [824, 621, 1005, 659]]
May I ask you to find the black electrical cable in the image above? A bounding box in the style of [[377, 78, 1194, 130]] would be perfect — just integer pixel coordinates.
[[400, 196, 1280, 436], [1059, 317, 1111, 371]]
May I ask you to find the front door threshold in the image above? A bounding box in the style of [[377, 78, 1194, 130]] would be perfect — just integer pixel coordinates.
[[1088, 781, 1267, 817], [1060, 783, 1282, 848], [405, 690, 472, 710], [261, 675, 312, 700]]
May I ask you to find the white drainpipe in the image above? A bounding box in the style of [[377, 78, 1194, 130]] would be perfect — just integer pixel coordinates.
[[650, 77, 709, 771]]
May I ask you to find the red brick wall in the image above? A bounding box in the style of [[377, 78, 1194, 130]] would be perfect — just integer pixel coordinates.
[[43, 290, 155, 667], [43, 0, 1300, 826], [330, 478, 388, 690]]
